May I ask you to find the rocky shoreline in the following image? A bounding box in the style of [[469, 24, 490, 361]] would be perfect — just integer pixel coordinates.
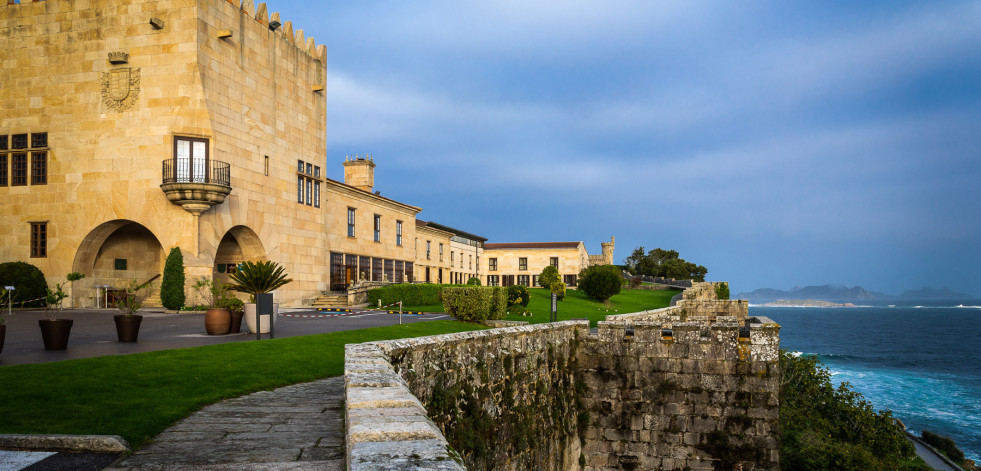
[[761, 299, 857, 307]]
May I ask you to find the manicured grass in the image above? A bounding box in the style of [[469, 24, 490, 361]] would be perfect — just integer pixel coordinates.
[[0, 320, 487, 448], [402, 288, 680, 326]]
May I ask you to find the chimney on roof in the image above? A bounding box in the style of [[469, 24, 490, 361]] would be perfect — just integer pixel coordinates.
[[343, 154, 376, 192]]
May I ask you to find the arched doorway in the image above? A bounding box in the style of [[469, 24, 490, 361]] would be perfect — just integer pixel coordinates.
[[71, 220, 165, 308], [213, 226, 266, 286]]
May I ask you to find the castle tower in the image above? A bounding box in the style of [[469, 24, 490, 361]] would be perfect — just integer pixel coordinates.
[[601, 236, 615, 265], [343, 154, 376, 192]]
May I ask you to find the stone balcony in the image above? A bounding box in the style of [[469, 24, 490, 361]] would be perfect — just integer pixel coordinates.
[[160, 158, 232, 215]]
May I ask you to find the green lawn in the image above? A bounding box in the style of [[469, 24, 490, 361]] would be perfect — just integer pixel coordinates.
[[0, 320, 487, 448], [403, 287, 680, 326]]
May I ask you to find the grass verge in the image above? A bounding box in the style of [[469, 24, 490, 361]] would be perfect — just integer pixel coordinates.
[[0, 320, 487, 448], [402, 287, 680, 326]]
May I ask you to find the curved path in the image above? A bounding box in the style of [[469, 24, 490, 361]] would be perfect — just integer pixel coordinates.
[[105, 377, 345, 470], [908, 434, 964, 471]]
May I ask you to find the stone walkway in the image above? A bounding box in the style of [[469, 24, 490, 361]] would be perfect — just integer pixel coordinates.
[[105, 377, 345, 470]]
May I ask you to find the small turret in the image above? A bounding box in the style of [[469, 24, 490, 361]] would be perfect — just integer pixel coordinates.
[[601, 236, 615, 265], [343, 154, 376, 192]]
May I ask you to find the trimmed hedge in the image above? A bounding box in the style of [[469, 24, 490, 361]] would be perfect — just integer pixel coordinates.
[[160, 247, 186, 310], [0, 261, 47, 307], [441, 286, 507, 322], [367, 283, 465, 307]]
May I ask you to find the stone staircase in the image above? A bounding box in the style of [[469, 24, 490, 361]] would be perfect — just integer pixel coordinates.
[[311, 293, 348, 308], [143, 285, 162, 308]]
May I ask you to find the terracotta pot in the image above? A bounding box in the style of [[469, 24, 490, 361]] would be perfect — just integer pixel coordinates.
[[0, 324, 5, 356], [229, 310, 244, 334], [114, 314, 143, 342], [39, 319, 73, 351], [204, 308, 231, 335]]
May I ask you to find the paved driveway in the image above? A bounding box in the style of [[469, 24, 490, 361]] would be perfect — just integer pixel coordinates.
[[0, 307, 449, 366]]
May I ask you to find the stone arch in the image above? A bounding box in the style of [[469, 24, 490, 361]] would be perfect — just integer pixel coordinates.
[[213, 225, 267, 285], [71, 219, 165, 307]]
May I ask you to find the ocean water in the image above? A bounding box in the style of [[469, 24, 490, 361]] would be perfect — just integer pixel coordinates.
[[757, 301, 981, 462]]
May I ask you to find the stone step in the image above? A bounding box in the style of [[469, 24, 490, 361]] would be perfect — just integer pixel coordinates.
[[312, 294, 348, 308]]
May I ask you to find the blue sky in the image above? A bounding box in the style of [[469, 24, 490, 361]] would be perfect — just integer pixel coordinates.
[[269, 1, 981, 296]]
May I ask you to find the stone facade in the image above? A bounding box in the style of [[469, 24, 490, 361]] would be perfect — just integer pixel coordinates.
[[344, 283, 780, 470], [483, 238, 613, 288]]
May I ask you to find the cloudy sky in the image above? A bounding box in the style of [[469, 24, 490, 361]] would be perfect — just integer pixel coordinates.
[[270, 1, 981, 296]]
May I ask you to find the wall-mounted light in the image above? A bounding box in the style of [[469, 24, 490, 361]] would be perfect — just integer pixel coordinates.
[[217, 29, 233, 39], [149, 17, 165, 29], [268, 20, 281, 31]]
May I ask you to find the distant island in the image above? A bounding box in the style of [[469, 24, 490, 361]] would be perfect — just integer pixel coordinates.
[[761, 299, 857, 308], [736, 284, 976, 303]]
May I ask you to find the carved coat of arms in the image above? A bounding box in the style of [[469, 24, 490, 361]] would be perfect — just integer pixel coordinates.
[[100, 68, 140, 111]]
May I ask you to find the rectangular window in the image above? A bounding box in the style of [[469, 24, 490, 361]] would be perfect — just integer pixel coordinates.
[[517, 275, 530, 287], [264, 155, 269, 176], [359, 256, 371, 281], [114, 258, 127, 270], [489, 258, 497, 271], [297, 175, 304, 203], [426, 241, 431, 259], [519, 257, 528, 271], [174, 136, 208, 183], [564, 274, 578, 287], [297, 160, 304, 173], [502, 275, 515, 287], [11, 153, 27, 186], [374, 214, 381, 242], [30, 222, 46, 258], [314, 182, 320, 208], [439, 243, 444, 261], [11, 134, 28, 150], [0, 154, 7, 186], [314, 165, 320, 178], [31, 132, 47, 149], [451, 251, 454, 262], [405, 262, 414, 282], [305, 178, 312, 206], [347, 208, 356, 237], [469, 254, 473, 270], [487, 275, 499, 287], [550, 257, 559, 268], [385, 259, 394, 281], [0, 135, 7, 150], [396, 221, 403, 246], [533, 275, 540, 287], [306, 163, 313, 175], [30, 152, 46, 185]]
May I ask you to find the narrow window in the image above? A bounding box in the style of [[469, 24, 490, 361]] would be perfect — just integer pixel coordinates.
[[306, 163, 313, 175], [314, 165, 320, 178], [426, 241, 431, 260], [439, 243, 444, 261], [489, 258, 497, 271], [373, 214, 381, 242], [31, 151, 47, 185], [305, 178, 312, 206], [469, 254, 473, 270], [396, 221, 403, 246], [297, 175, 304, 203], [30, 222, 46, 258], [11, 134, 28, 150], [347, 208, 356, 237], [550, 257, 559, 268], [264, 156, 269, 176], [519, 257, 528, 271], [297, 160, 304, 173], [313, 182, 320, 208], [11, 153, 27, 186], [451, 251, 454, 262], [0, 135, 8, 150], [0, 154, 7, 186], [31, 132, 47, 149]]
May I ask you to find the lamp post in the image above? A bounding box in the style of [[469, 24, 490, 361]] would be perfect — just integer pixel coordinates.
[[4, 286, 14, 318]]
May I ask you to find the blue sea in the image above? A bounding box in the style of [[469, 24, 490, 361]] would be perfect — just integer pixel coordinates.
[[757, 301, 981, 462]]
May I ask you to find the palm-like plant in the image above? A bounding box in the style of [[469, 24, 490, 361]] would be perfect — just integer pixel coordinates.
[[227, 261, 293, 301]]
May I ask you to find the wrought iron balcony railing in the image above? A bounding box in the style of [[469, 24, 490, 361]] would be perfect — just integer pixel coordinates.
[[162, 158, 230, 187]]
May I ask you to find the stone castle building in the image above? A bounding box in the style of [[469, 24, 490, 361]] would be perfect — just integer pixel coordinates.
[[0, 0, 614, 307]]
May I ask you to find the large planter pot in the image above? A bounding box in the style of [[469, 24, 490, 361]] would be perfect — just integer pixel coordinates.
[[204, 308, 231, 335], [114, 315, 143, 342], [229, 310, 244, 334], [39, 319, 73, 351], [244, 303, 277, 334]]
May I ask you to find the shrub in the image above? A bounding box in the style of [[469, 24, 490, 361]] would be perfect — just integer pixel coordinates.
[[550, 281, 566, 301], [467, 277, 481, 286], [0, 261, 47, 307], [780, 350, 918, 470], [367, 283, 445, 306], [921, 430, 965, 463], [577, 265, 622, 301], [715, 282, 730, 300], [506, 285, 530, 307], [160, 247, 185, 310], [628, 277, 642, 290], [442, 286, 493, 322], [538, 265, 561, 290]]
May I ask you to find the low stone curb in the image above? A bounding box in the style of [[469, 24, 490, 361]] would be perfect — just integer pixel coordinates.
[[0, 434, 131, 453]]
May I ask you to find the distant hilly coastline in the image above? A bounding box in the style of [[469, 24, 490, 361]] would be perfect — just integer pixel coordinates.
[[736, 284, 976, 303]]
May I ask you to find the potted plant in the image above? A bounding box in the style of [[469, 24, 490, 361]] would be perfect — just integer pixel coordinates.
[[226, 297, 244, 334], [114, 280, 153, 342], [193, 277, 233, 335], [227, 261, 292, 334], [66, 271, 85, 308], [38, 282, 71, 350]]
